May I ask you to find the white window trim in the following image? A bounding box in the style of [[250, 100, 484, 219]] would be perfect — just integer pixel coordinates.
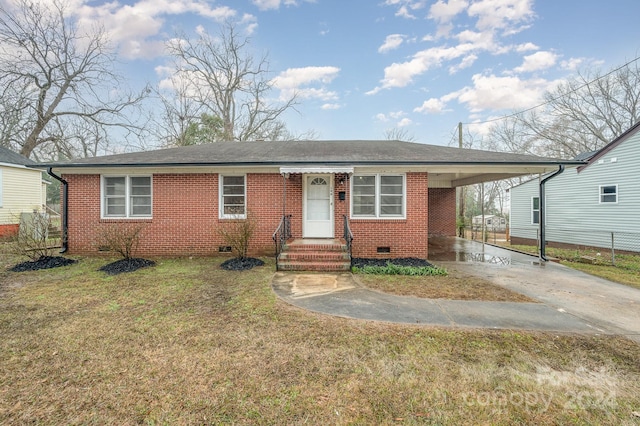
[[0, 169, 3, 208], [350, 173, 406, 219], [100, 175, 153, 219], [531, 196, 540, 225], [219, 174, 247, 219], [599, 184, 618, 204]]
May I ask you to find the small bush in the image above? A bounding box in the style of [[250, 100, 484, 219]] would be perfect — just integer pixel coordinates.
[[353, 262, 447, 276], [99, 223, 145, 260], [8, 212, 57, 261], [217, 211, 257, 260]]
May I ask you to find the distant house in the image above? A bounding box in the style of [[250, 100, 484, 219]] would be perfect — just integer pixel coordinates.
[[510, 121, 640, 252], [39, 140, 577, 269], [0, 147, 45, 238], [472, 214, 507, 232]]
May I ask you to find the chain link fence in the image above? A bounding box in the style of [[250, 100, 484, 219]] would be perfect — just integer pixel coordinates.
[[507, 226, 640, 265]]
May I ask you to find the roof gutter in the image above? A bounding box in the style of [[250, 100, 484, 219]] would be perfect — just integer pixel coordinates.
[[539, 165, 564, 261], [46, 168, 68, 254]]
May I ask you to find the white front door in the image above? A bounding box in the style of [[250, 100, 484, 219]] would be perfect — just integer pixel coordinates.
[[303, 174, 334, 238]]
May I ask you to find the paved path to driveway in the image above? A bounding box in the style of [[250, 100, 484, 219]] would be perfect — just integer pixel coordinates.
[[272, 239, 640, 343]]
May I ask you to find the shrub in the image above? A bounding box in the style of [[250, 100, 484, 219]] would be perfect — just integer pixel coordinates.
[[98, 223, 145, 260], [217, 211, 257, 260], [8, 211, 57, 261], [352, 262, 448, 276]]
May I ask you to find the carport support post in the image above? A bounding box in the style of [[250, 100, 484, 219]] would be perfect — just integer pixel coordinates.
[[539, 165, 564, 261]]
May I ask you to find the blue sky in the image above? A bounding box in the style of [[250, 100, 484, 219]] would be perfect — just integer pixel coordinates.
[[65, 0, 640, 145]]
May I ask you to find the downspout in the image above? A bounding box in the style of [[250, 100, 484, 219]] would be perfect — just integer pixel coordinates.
[[47, 168, 68, 253], [539, 165, 564, 261]]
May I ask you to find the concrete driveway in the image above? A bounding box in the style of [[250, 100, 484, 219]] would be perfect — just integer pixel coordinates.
[[272, 237, 640, 343]]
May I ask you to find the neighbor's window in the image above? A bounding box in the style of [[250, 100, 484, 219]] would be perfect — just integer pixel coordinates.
[[531, 196, 540, 225], [599, 185, 618, 203], [352, 174, 405, 218], [102, 175, 152, 218], [220, 175, 246, 218]]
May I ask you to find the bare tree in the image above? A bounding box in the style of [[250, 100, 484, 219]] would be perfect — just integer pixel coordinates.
[[165, 21, 297, 142], [383, 127, 416, 142], [0, 0, 148, 159], [486, 62, 640, 159]]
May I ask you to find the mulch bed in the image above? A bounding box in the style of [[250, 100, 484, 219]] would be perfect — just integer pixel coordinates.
[[352, 257, 434, 268], [220, 257, 265, 271], [10, 256, 77, 272], [99, 258, 156, 275]]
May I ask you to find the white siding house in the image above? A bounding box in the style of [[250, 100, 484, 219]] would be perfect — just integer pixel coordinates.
[[510, 122, 640, 252], [0, 147, 44, 237]]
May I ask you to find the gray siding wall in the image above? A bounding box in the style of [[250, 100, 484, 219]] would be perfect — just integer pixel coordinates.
[[510, 130, 640, 251]]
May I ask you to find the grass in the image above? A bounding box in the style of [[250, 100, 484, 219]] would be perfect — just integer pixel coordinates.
[[503, 243, 640, 290], [357, 265, 536, 302], [353, 263, 448, 276], [1, 249, 640, 424]]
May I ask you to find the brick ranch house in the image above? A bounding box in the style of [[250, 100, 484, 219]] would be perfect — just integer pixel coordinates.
[[39, 140, 575, 268]]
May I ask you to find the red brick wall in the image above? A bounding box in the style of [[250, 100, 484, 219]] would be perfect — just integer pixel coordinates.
[[0, 224, 19, 238], [350, 172, 429, 259], [63, 171, 448, 259], [428, 188, 457, 236]]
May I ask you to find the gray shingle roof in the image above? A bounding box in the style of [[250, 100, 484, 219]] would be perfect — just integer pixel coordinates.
[[41, 140, 581, 168], [0, 146, 36, 166]]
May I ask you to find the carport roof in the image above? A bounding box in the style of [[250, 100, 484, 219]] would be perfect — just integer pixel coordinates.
[[39, 140, 584, 187]]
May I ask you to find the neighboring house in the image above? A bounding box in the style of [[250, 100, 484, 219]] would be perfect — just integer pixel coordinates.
[[472, 215, 507, 232], [40, 140, 577, 263], [0, 146, 45, 238], [510, 121, 640, 252]]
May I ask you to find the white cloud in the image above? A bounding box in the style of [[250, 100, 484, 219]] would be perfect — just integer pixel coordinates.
[[272, 66, 341, 101], [378, 34, 405, 53], [321, 103, 342, 110], [375, 113, 390, 122], [74, 0, 238, 59], [389, 110, 406, 119], [251, 0, 313, 11], [513, 51, 558, 73], [449, 54, 478, 73], [453, 73, 560, 112], [397, 117, 413, 127], [515, 42, 539, 52], [368, 43, 476, 93], [429, 0, 468, 23], [414, 98, 448, 114], [561, 57, 585, 71], [468, 0, 535, 33]]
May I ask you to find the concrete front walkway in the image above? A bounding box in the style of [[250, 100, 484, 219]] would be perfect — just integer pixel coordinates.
[[271, 238, 640, 342]]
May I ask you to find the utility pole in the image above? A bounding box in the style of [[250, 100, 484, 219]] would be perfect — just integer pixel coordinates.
[[457, 122, 465, 237]]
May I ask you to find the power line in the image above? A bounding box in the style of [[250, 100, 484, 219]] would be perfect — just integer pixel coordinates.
[[461, 55, 640, 127]]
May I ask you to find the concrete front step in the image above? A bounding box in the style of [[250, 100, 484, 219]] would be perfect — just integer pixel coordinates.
[[277, 261, 352, 272], [277, 238, 351, 271]]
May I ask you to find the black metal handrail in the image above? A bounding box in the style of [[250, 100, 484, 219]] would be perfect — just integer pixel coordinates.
[[343, 214, 354, 264], [272, 214, 292, 270]]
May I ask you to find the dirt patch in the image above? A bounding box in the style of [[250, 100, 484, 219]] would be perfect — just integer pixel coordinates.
[[9, 256, 77, 272], [220, 257, 265, 271], [358, 265, 536, 303], [98, 258, 156, 275]]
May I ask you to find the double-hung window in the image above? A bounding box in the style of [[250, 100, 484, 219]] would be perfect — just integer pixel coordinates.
[[220, 175, 246, 218], [102, 176, 152, 218], [352, 174, 405, 218], [531, 196, 540, 225], [599, 185, 617, 203]]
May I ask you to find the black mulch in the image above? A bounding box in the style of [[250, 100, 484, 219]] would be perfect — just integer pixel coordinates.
[[352, 257, 434, 268], [220, 257, 265, 271], [99, 258, 156, 275], [10, 256, 78, 272]]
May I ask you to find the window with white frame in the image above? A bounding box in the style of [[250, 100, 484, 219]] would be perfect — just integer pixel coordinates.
[[352, 174, 405, 218], [0, 169, 3, 208], [531, 196, 540, 224], [220, 175, 246, 218], [599, 185, 617, 203], [102, 175, 152, 218]]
